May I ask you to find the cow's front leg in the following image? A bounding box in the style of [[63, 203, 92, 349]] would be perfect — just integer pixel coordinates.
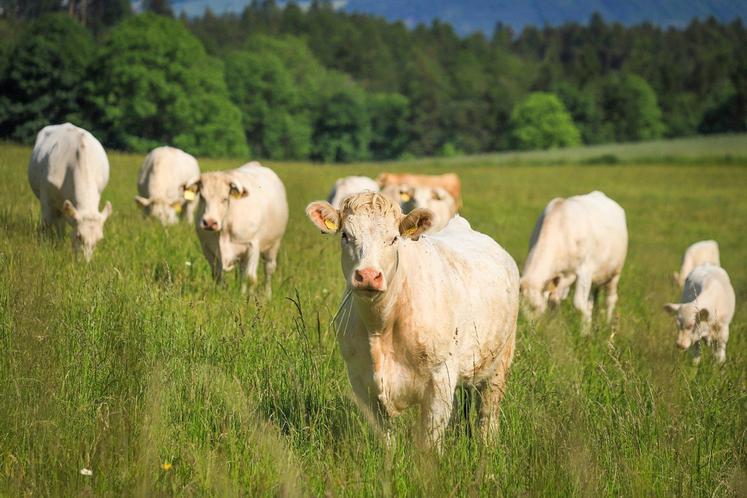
[[420, 364, 458, 451], [714, 325, 728, 364], [240, 242, 260, 294], [690, 341, 702, 366], [605, 273, 621, 324], [573, 270, 593, 333]]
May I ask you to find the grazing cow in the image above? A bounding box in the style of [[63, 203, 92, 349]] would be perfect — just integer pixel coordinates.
[[187, 161, 288, 296], [520, 191, 628, 330], [135, 146, 200, 225], [673, 240, 720, 287], [377, 172, 462, 208], [664, 265, 735, 364], [327, 176, 379, 209], [27, 123, 112, 262], [381, 183, 458, 232], [305, 192, 519, 448]]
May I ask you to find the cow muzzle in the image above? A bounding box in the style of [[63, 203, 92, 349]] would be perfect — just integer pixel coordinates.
[[200, 217, 220, 231], [352, 267, 385, 292]]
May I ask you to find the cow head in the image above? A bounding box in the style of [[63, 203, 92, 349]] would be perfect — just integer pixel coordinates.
[[186, 172, 247, 232], [306, 192, 433, 296], [520, 275, 562, 317], [63, 200, 112, 262], [134, 193, 187, 226], [663, 302, 710, 350]]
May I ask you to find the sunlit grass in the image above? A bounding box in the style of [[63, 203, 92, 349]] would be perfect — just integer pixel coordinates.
[[0, 141, 745, 496]]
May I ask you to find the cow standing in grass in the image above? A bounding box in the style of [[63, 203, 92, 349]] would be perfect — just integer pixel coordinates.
[[306, 192, 519, 448], [327, 175, 379, 209], [381, 183, 458, 232], [135, 146, 200, 226], [673, 240, 720, 288], [520, 191, 628, 330], [187, 162, 288, 296], [664, 265, 735, 364], [27, 123, 112, 262]]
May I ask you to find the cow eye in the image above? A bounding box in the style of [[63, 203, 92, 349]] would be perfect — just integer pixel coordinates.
[[389, 236, 398, 245]]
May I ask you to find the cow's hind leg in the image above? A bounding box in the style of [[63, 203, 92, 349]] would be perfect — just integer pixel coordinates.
[[240, 243, 260, 294], [477, 336, 515, 442], [261, 240, 281, 298], [573, 270, 593, 333], [605, 273, 621, 324]]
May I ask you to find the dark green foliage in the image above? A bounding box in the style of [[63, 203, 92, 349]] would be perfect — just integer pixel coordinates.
[[0, 14, 95, 142], [223, 36, 320, 160], [311, 72, 371, 163], [0, 5, 745, 159], [596, 72, 665, 142], [509, 92, 581, 150], [90, 14, 247, 157], [366, 92, 410, 160]]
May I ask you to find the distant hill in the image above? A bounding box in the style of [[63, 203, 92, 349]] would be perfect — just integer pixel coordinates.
[[168, 0, 746, 34]]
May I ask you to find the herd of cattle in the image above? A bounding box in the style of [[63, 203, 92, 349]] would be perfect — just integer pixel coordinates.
[[26, 122, 737, 448]]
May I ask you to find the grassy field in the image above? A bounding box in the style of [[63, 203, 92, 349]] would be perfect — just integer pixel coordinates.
[[0, 140, 745, 497]]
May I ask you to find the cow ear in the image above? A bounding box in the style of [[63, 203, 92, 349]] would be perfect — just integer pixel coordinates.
[[663, 303, 681, 315], [400, 208, 433, 239], [306, 201, 340, 234], [229, 180, 248, 199], [134, 195, 151, 208], [546, 276, 560, 292], [63, 200, 80, 222], [183, 177, 200, 201], [696, 308, 709, 322], [101, 201, 112, 221]]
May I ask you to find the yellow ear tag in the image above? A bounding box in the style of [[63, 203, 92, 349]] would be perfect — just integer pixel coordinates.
[[324, 219, 338, 231], [403, 226, 417, 237], [400, 193, 411, 202], [183, 190, 196, 201]]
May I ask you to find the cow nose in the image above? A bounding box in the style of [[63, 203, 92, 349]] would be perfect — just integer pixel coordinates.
[[201, 217, 219, 231], [354, 268, 384, 291]]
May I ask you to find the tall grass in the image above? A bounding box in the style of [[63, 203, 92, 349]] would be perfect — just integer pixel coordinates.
[[0, 142, 745, 496]]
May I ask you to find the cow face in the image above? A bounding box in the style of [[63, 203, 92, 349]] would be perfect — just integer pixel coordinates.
[[63, 200, 112, 262], [134, 195, 185, 225], [187, 173, 247, 232], [663, 303, 710, 350], [306, 192, 433, 296]]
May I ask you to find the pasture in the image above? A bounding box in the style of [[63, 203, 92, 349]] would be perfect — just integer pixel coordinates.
[[0, 140, 745, 496]]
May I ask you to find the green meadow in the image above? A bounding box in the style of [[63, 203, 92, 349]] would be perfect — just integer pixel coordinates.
[[0, 137, 745, 496]]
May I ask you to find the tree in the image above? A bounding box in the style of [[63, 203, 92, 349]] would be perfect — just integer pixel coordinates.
[[367, 92, 410, 159], [553, 81, 606, 144], [597, 72, 665, 141], [142, 0, 173, 17], [90, 14, 247, 157], [311, 72, 371, 162], [224, 48, 311, 159], [0, 14, 95, 142], [509, 92, 581, 150]]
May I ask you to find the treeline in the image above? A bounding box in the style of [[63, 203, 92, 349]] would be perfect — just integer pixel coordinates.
[[0, 1, 745, 161]]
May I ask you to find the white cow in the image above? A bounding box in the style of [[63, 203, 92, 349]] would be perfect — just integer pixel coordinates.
[[327, 176, 379, 209], [520, 191, 628, 329], [673, 240, 720, 287], [306, 192, 519, 448], [664, 265, 735, 364], [187, 161, 288, 296], [27, 123, 112, 262], [135, 146, 200, 225], [381, 184, 458, 232]]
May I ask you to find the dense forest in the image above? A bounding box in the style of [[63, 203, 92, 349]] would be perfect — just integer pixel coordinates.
[[0, 0, 745, 161]]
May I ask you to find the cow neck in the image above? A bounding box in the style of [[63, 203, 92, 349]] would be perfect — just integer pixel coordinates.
[[72, 164, 100, 214], [351, 248, 406, 335]]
